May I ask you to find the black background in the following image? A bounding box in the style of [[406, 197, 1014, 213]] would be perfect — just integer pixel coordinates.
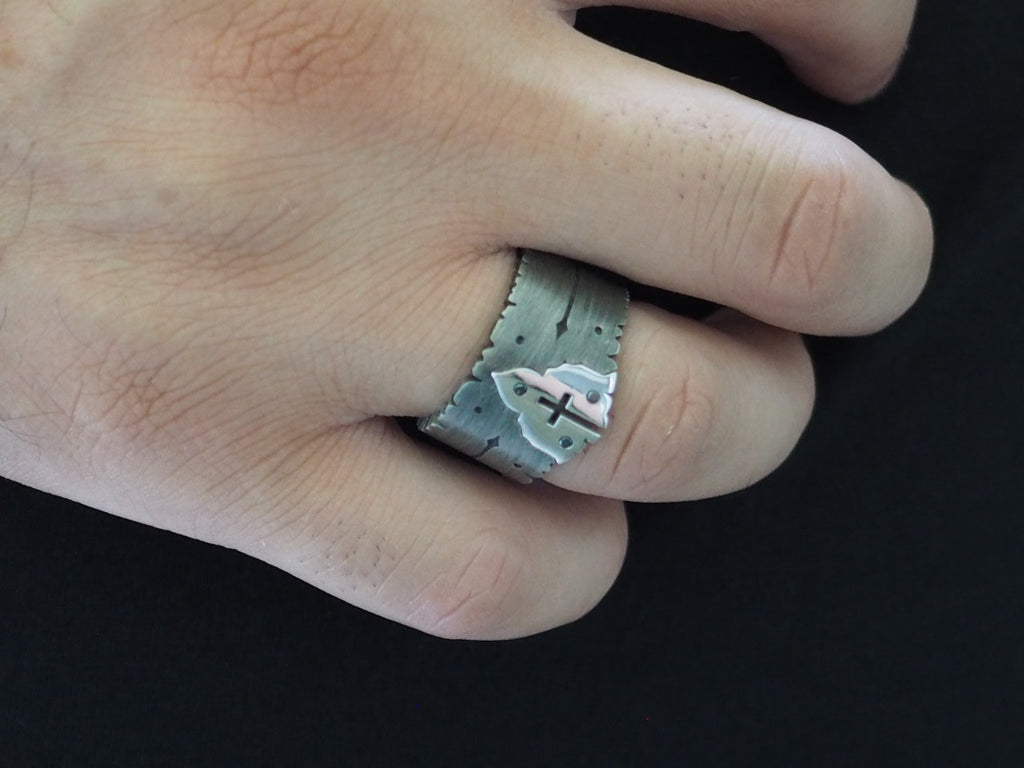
[[3, 1, 1022, 765]]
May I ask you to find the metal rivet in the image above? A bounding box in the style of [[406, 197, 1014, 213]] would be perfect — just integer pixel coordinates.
[[513, 383, 528, 396], [559, 437, 574, 449], [586, 390, 601, 404]]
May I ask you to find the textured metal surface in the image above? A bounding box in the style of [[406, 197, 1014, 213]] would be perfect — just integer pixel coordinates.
[[419, 250, 628, 482]]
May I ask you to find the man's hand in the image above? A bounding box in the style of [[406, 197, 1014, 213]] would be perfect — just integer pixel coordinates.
[[0, 0, 931, 638]]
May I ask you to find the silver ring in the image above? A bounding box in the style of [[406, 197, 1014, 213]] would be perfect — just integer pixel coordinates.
[[419, 250, 629, 483]]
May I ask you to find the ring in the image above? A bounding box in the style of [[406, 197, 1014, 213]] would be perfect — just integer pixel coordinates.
[[419, 249, 629, 483]]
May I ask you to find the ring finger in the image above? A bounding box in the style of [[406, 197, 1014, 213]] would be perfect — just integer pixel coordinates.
[[315, 248, 814, 503]]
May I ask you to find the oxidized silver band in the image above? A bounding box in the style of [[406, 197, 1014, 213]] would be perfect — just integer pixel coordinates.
[[418, 250, 628, 483]]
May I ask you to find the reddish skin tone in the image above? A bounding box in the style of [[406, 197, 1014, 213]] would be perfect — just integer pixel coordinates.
[[0, 0, 930, 639]]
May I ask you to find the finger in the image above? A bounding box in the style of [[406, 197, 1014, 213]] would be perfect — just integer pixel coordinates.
[[478, 19, 933, 336], [194, 419, 627, 640], [546, 305, 814, 502], [567, 0, 919, 102]]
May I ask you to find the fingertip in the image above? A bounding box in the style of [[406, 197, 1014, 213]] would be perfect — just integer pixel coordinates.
[[894, 177, 934, 305], [780, 50, 905, 105], [848, 175, 932, 333], [754, 3, 918, 104]]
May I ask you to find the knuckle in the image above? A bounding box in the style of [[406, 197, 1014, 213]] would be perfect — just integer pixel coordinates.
[[403, 528, 529, 641], [756, 142, 860, 312], [611, 363, 718, 493]]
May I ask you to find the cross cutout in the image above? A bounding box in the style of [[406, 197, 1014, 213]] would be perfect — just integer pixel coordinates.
[[538, 393, 599, 430]]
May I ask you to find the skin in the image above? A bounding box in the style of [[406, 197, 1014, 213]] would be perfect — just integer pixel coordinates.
[[0, 0, 932, 639]]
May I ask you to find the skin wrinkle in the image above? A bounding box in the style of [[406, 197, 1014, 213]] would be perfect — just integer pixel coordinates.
[[718, 152, 754, 262], [191, 1, 403, 110], [177, 421, 298, 537], [81, 357, 200, 451], [123, 364, 232, 435], [45, 285, 278, 469], [146, 214, 325, 290], [610, 394, 654, 488], [410, 530, 526, 638], [247, 438, 344, 540], [770, 177, 815, 292], [764, 144, 854, 307], [136, 410, 251, 498], [42, 1, 72, 26], [195, 207, 327, 284], [819, 166, 846, 295], [7, 279, 242, 476], [379, 522, 450, 605], [698, 135, 740, 249], [426, 577, 500, 636], [427, 546, 502, 632], [63, 165, 339, 298], [599, 319, 714, 496], [643, 376, 714, 489], [0, 346, 60, 456], [374, 484, 530, 633], [320, 244, 515, 416], [0, 413, 46, 456], [263, 429, 404, 590], [0, 378, 80, 456], [0, 161, 34, 250], [727, 131, 778, 293], [197, 426, 351, 544]]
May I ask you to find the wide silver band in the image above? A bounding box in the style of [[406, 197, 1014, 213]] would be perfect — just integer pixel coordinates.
[[418, 250, 628, 483]]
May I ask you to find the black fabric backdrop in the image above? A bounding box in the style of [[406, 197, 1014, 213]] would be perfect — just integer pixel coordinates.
[[2, 1, 1022, 765]]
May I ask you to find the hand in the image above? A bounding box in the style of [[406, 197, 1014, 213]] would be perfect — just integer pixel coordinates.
[[0, 0, 931, 638]]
